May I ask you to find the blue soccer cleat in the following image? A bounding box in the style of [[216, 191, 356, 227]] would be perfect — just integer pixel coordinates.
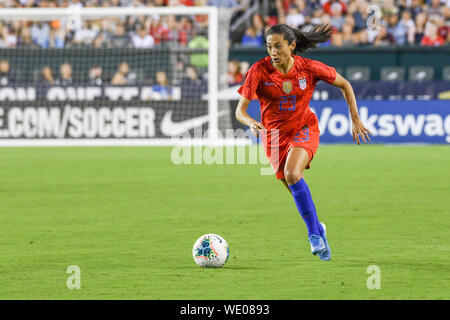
[[318, 222, 331, 261], [308, 234, 326, 255]]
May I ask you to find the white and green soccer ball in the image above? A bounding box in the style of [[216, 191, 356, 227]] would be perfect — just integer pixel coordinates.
[[192, 234, 230, 268]]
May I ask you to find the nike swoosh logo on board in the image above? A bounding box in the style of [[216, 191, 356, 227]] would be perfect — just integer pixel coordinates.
[[160, 109, 229, 137]]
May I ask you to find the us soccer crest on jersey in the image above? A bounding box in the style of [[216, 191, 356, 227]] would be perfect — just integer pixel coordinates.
[[298, 76, 307, 90], [282, 81, 292, 94]]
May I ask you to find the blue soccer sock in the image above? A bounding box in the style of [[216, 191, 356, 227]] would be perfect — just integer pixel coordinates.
[[311, 200, 324, 237], [288, 178, 323, 237]]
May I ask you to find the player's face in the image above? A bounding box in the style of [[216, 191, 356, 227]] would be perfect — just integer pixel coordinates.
[[266, 34, 295, 66]]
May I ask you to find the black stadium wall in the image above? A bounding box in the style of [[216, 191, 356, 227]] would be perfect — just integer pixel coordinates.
[[1, 46, 449, 83], [0, 47, 207, 85], [230, 46, 450, 81]]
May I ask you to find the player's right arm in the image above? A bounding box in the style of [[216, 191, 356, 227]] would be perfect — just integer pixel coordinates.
[[235, 63, 265, 137], [235, 96, 264, 137]]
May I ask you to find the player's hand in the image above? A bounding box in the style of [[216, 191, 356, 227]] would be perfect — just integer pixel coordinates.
[[351, 117, 372, 145], [249, 121, 265, 137]]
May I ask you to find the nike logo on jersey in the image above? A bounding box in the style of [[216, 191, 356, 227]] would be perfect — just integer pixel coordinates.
[[265, 82, 275, 86], [160, 109, 229, 137]]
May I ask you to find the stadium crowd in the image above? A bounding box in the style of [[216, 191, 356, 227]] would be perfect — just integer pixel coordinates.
[[0, 0, 448, 89], [0, 0, 448, 49]]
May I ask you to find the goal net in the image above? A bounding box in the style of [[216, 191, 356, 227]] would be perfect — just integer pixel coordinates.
[[0, 6, 238, 146]]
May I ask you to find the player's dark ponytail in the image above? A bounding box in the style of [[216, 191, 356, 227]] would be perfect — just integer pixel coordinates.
[[266, 24, 334, 54]]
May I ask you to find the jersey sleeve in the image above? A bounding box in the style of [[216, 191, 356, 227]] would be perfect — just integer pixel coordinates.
[[311, 60, 337, 84], [237, 63, 261, 100]]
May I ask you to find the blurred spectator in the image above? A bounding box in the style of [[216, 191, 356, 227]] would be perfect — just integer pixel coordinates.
[[0, 23, 5, 48], [285, 4, 306, 28], [172, 59, 186, 85], [343, 14, 356, 32], [333, 22, 357, 46], [1, 24, 18, 48], [132, 25, 155, 48], [399, 10, 416, 44], [91, 34, 103, 48], [330, 3, 345, 31], [304, 0, 323, 17], [180, 65, 207, 99], [17, 27, 38, 48], [88, 65, 103, 85], [387, 12, 407, 45], [39, 66, 54, 85], [409, 0, 424, 20], [149, 17, 173, 45], [351, 0, 369, 32], [420, 21, 445, 46], [252, 14, 266, 41], [49, 20, 65, 48], [373, 23, 395, 46], [311, 7, 324, 25], [111, 62, 138, 85], [175, 16, 194, 47], [262, 0, 281, 26], [31, 22, 50, 48], [427, 0, 443, 19], [0, 60, 18, 85], [226, 60, 243, 86], [241, 26, 264, 47], [239, 60, 250, 76], [415, 12, 427, 43], [188, 29, 209, 68], [151, 70, 173, 100], [109, 24, 131, 48], [323, 0, 347, 16], [73, 21, 98, 46], [436, 16, 450, 41], [55, 63, 74, 86], [111, 62, 129, 85]]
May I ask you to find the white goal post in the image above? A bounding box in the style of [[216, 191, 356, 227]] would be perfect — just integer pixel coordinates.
[[0, 6, 248, 146]]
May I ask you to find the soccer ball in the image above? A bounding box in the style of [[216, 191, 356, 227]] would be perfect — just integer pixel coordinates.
[[192, 234, 230, 268]]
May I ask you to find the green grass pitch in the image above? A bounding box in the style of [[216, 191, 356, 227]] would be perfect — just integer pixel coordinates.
[[0, 144, 448, 300]]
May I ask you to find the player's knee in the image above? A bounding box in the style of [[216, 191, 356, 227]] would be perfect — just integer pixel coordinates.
[[284, 169, 303, 186]]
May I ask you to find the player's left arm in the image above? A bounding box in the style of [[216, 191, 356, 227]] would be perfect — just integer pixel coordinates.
[[331, 72, 372, 145]]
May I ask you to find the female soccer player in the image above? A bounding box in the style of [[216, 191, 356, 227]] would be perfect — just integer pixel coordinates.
[[235, 24, 372, 261]]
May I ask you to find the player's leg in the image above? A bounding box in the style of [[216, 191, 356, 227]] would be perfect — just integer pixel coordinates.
[[284, 147, 326, 255], [280, 179, 292, 194], [284, 146, 309, 185], [283, 147, 321, 232], [284, 147, 323, 236]]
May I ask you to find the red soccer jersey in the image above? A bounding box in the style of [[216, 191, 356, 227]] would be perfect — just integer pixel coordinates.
[[238, 55, 336, 132]]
